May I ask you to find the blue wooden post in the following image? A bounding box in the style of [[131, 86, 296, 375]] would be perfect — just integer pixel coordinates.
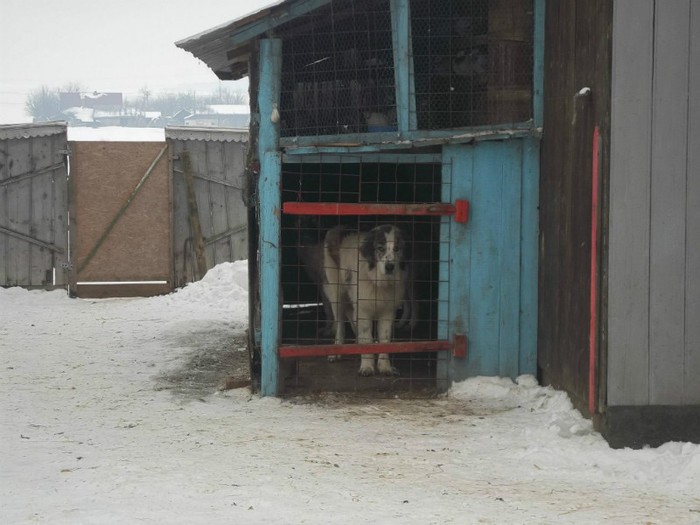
[[258, 38, 282, 397], [390, 0, 417, 133], [520, 136, 539, 376], [521, 0, 543, 375]]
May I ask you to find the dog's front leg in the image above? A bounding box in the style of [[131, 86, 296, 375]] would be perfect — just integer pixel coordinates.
[[357, 317, 375, 376], [376, 318, 398, 376], [327, 289, 346, 362]]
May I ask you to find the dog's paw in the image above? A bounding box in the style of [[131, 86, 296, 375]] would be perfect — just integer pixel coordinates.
[[358, 364, 375, 376], [377, 360, 399, 376], [327, 354, 339, 363]]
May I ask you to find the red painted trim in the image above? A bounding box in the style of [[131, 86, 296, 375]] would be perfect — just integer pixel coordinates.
[[454, 199, 469, 223], [589, 126, 600, 415], [282, 202, 456, 216], [453, 333, 467, 357], [279, 340, 452, 358]]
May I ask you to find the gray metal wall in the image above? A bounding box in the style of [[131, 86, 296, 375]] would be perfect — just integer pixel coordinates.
[[166, 127, 248, 288], [0, 123, 69, 288], [608, 0, 700, 406]]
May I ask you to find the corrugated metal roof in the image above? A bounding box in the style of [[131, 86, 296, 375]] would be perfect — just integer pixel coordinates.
[[0, 122, 68, 140], [175, 0, 331, 81], [165, 126, 248, 143]]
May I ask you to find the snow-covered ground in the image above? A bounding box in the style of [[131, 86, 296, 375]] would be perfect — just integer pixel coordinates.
[[1, 261, 699, 524]]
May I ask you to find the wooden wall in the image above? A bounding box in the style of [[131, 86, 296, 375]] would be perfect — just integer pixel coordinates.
[[538, 0, 612, 414], [608, 0, 700, 406], [0, 124, 69, 288], [167, 128, 248, 288]]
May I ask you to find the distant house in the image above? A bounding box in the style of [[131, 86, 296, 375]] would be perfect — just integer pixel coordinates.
[[60, 91, 124, 126], [184, 104, 249, 128]]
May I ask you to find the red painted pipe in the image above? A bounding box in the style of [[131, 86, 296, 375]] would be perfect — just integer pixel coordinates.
[[589, 126, 600, 415], [282, 201, 456, 217]]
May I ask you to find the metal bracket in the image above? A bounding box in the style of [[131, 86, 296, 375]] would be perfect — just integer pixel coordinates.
[[453, 333, 467, 358]]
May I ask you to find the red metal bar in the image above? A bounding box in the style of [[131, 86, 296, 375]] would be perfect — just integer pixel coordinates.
[[282, 202, 457, 216], [279, 340, 453, 358], [589, 126, 600, 415]]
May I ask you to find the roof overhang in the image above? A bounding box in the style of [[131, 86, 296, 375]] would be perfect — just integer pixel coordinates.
[[175, 0, 332, 81]]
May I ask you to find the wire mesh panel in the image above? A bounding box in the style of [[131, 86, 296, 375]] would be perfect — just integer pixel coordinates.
[[277, 0, 397, 137], [279, 157, 451, 393], [411, 0, 533, 129]]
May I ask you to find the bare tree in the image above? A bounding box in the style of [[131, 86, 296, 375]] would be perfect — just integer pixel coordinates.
[[25, 86, 61, 122]]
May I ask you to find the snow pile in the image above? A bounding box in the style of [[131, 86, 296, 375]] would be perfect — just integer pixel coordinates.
[[142, 260, 249, 327], [1, 262, 699, 524]]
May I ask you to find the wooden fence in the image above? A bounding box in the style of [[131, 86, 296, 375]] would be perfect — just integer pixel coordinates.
[[0, 123, 70, 289], [1, 124, 248, 296], [167, 127, 248, 288]]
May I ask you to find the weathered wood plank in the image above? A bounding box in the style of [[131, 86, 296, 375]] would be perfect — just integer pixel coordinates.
[[685, 2, 700, 404], [0, 138, 9, 284], [6, 138, 32, 286], [520, 136, 539, 376], [51, 135, 69, 286], [171, 141, 193, 287], [30, 136, 55, 285], [608, 0, 654, 405], [648, 0, 691, 405], [470, 142, 504, 376], [182, 150, 208, 280], [207, 141, 230, 266], [498, 140, 522, 379], [186, 140, 215, 269], [442, 145, 472, 383]]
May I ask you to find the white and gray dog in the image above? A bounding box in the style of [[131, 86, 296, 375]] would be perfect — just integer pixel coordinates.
[[322, 224, 408, 376]]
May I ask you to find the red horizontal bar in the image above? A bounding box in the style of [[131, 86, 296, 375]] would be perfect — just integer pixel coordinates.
[[283, 202, 456, 216], [279, 340, 452, 358]]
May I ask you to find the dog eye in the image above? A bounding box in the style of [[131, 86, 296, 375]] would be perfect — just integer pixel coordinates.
[[377, 245, 386, 253]]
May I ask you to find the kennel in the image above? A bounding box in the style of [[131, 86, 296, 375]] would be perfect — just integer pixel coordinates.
[[177, 0, 543, 396]]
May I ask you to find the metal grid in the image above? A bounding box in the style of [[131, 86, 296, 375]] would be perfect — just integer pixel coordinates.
[[279, 157, 450, 393], [411, 0, 534, 129], [277, 0, 396, 137]]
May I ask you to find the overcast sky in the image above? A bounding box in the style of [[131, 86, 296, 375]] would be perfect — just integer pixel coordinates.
[[0, 0, 275, 124]]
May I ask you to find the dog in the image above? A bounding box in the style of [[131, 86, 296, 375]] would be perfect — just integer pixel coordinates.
[[298, 224, 417, 340], [322, 224, 408, 376]]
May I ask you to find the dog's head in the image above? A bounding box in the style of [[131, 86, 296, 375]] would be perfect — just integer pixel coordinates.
[[361, 225, 406, 275]]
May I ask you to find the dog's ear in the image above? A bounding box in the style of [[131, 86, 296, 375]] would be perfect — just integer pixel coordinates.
[[360, 229, 377, 269]]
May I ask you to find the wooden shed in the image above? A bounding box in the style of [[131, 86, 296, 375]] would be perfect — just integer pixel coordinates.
[[177, 0, 543, 397], [541, 0, 699, 447]]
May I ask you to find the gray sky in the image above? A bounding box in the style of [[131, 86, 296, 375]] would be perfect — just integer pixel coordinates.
[[0, 0, 274, 124]]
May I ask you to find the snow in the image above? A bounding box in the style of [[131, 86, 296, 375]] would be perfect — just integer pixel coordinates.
[[67, 126, 165, 142], [1, 261, 699, 524]]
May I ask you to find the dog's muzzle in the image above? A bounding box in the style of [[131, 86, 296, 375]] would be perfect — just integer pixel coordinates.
[[385, 262, 395, 274]]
